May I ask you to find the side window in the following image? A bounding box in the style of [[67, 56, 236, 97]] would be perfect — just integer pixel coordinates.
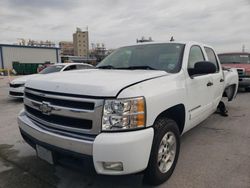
[[64, 65, 77, 71], [204, 47, 219, 71], [188, 46, 205, 69]]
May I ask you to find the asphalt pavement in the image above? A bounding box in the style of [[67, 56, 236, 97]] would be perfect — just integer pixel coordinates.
[[0, 77, 249, 188]]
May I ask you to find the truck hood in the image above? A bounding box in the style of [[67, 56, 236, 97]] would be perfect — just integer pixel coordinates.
[[26, 69, 168, 97]]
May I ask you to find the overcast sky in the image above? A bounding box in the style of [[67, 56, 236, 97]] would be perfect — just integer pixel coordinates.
[[0, 0, 250, 52]]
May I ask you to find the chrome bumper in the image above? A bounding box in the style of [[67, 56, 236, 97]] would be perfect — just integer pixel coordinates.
[[18, 110, 93, 156]]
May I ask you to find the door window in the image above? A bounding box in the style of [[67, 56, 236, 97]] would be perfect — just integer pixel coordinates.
[[188, 46, 205, 68], [188, 46, 205, 76], [204, 47, 219, 72]]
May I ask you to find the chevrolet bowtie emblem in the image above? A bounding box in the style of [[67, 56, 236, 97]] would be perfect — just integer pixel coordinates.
[[39, 102, 52, 115]]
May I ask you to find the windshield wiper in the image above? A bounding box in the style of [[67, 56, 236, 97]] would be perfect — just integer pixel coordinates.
[[119, 66, 157, 70], [97, 65, 115, 69]]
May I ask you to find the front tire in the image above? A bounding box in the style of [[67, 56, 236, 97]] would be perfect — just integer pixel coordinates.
[[143, 117, 180, 185]]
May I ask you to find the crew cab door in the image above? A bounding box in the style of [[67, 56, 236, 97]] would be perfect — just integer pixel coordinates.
[[204, 47, 224, 109], [185, 45, 214, 129]]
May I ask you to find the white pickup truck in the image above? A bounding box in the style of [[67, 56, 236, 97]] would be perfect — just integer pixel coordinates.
[[18, 41, 238, 185]]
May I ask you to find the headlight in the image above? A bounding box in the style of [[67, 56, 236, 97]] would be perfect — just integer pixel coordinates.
[[102, 97, 146, 131]]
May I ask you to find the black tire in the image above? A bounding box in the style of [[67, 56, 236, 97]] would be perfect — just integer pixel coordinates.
[[143, 117, 180, 185]]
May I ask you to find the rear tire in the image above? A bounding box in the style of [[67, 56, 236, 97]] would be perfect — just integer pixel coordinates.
[[143, 117, 180, 185]]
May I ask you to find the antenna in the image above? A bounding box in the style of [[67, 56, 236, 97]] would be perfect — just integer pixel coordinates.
[[170, 36, 175, 42]]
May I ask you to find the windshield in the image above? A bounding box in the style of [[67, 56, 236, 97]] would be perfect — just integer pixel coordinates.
[[218, 54, 250, 64], [97, 43, 185, 73], [39, 65, 65, 74]]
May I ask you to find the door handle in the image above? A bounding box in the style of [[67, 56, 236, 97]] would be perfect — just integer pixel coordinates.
[[220, 78, 224, 82], [207, 82, 213, 87]]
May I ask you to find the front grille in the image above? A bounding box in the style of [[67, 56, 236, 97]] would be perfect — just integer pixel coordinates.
[[24, 87, 104, 137], [10, 83, 24, 88], [25, 92, 95, 110], [9, 91, 23, 96], [25, 105, 92, 129]]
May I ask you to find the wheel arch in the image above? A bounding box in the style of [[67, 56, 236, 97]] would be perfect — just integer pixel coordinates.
[[153, 104, 186, 134], [223, 84, 237, 101]]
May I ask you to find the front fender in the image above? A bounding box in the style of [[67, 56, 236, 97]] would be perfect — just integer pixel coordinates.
[[117, 72, 188, 127]]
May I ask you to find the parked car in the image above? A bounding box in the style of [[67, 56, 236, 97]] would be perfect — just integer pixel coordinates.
[[218, 52, 250, 91], [18, 42, 238, 185], [9, 63, 93, 98]]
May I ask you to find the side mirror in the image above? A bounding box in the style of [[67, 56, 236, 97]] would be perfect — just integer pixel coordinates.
[[190, 61, 216, 76]]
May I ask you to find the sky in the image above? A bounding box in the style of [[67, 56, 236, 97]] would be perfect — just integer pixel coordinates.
[[0, 0, 250, 52]]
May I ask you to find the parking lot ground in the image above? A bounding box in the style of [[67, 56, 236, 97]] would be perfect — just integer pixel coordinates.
[[0, 76, 250, 188]]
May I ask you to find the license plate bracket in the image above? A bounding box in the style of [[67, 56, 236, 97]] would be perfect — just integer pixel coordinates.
[[36, 145, 54, 165]]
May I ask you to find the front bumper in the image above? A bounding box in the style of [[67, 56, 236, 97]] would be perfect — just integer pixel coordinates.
[[239, 77, 250, 88], [18, 110, 154, 175], [9, 86, 24, 98]]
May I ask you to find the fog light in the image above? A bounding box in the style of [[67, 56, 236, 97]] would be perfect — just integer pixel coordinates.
[[103, 162, 123, 171]]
